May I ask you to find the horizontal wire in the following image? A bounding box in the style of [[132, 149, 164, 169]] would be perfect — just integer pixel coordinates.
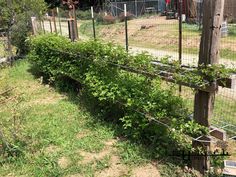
[[115, 100, 213, 143], [34, 45, 234, 143], [42, 47, 211, 88]]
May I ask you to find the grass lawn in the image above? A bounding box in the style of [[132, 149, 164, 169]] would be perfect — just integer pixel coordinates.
[[0, 60, 200, 177]]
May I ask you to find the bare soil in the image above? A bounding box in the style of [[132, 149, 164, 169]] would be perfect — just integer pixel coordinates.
[[78, 138, 160, 177], [58, 156, 71, 169], [97, 16, 236, 60], [44, 145, 61, 154]]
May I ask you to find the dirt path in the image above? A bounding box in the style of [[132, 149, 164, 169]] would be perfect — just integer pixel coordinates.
[[129, 46, 236, 69], [43, 20, 89, 41]]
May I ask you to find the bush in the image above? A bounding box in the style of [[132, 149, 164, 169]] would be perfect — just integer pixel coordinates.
[[96, 13, 104, 24], [96, 14, 116, 25], [11, 14, 31, 55], [77, 10, 96, 20], [103, 15, 116, 24], [119, 12, 134, 22], [28, 34, 208, 152]]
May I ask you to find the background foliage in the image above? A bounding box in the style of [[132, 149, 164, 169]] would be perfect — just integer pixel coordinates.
[[0, 0, 46, 55]]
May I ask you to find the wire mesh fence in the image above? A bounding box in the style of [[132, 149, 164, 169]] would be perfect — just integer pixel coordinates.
[[109, 0, 159, 17], [34, 0, 236, 140]]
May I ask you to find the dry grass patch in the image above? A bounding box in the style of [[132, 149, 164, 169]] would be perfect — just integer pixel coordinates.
[[44, 145, 61, 154], [76, 130, 91, 139], [78, 148, 112, 164], [58, 156, 71, 169], [95, 155, 128, 177], [131, 163, 160, 177]]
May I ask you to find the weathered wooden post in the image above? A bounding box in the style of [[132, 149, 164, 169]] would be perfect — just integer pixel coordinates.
[[49, 18, 53, 33], [192, 0, 225, 175], [52, 9, 57, 33], [31, 17, 37, 35], [57, 7, 63, 35], [62, 0, 79, 41], [42, 20, 45, 34]]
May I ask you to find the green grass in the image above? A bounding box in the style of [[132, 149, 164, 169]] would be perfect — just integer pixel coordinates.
[[0, 60, 198, 176], [228, 25, 236, 37], [0, 61, 115, 176], [174, 86, 236, 130]]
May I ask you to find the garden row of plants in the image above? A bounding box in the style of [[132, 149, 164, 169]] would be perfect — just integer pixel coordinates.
[[28, 34, 222, 154]]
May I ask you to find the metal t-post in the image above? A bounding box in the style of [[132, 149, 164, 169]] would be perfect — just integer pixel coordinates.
[[91, 6, 96, 40], [179, 0, 182, 65], [124, 4, 128, 52], [178, 0, 183, 94]]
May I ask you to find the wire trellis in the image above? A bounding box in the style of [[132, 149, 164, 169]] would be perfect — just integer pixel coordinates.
[[34, 1, 236, 143]]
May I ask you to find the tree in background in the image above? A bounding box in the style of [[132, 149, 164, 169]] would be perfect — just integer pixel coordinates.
[[44, 0, 61, 8], [43, 0, 105, 10], [0, 0, 46, 56]]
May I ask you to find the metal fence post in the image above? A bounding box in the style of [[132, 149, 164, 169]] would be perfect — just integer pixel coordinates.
[[91, 6, 96, 40], [179, 0, 182, 65], [124, 4, 128, 52], [179, 0, 183, 94]]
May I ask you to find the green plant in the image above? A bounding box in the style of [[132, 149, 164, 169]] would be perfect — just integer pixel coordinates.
[[28, 34, 234, 153], [96, 13, 104, 24], [0, 0, 46, 55], [77, 10, 96, 20], [0, 74, 26, 164], [11, 14, 31, 55]]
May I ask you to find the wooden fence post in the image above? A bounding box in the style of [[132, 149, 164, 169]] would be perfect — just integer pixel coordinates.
[[52, 9, 57, 33], [192, 0, 225, 175]]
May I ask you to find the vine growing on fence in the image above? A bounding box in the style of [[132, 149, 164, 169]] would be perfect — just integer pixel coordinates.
[[27, 34, 233, 153]]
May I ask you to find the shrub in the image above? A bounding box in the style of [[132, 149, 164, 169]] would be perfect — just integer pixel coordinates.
[[57, 8, 68, 18], [28, 34, 208, 152], [11, 15, 30, 55], [102, 15, 116, 24], [119, 12, 134, 22], [95, 13, 104, 24], [77, 10, 96, 20]]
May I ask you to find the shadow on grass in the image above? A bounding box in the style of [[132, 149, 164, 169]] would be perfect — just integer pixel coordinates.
[[27, 65, 195, 176]]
